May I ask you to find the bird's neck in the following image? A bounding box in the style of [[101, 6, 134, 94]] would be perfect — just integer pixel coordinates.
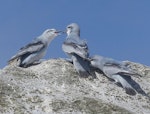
[[47, 36, 55, 45], [67, 33, 80, 39], [39, 35, 54, 46]]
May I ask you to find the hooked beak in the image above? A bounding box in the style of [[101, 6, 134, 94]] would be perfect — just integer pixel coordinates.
[[87, 57, 94, 61], [83, 57, 93, 61], [55, 30, 66, 35]]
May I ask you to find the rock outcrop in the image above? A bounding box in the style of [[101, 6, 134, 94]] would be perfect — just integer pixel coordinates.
[[0, 59, 150, 114]]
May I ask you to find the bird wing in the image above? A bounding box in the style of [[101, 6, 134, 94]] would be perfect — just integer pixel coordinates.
[[8, 40, 45, 62], [72, 54, 92, 77], [62, 38, 89, 59], [103, 58, 122, 68], [103, 58, 137, 76]]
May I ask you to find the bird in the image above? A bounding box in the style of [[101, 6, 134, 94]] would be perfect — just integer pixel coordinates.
[[62, 23, 92, 78], [90, 55, 138, 95], [8, 29, 61, 68]]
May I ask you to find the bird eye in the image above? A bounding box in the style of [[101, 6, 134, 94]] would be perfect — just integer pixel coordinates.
[[67, 26, 72, 29], [47, 29, 55, 33], [90, 58, 97, 61]]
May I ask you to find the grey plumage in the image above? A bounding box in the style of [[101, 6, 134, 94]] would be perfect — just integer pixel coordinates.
[[62, 23, 91, 77], [8, 29, 60, 67], [90, 55, 138, 95]]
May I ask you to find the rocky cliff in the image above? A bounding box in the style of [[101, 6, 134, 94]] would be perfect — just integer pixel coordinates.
[[0, 59, 150, 114]]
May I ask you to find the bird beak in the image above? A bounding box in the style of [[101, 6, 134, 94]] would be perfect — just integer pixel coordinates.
[[88, 58, 94, 61], [83, 57, 93, 61], [55, 30, 66, 35]]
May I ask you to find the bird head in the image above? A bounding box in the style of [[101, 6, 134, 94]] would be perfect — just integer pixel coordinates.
[[66, 23, 80, 36], [42, 29, 61, 38], [41, 29, 64, 44], [89, 55, 103, 68]]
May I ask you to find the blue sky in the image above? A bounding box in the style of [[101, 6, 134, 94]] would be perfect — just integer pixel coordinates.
[[0, 0, 150, 68]]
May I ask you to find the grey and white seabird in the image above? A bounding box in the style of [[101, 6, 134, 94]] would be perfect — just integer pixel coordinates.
[[8, 29, 61, 67], [62, 23, 92, 77], [90, 55, 138, 95]]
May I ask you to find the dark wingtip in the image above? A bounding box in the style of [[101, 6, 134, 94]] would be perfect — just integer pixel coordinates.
[[7, 57, 18, 65], [125, 87, 136, 96], [7, 59, 12, 64]]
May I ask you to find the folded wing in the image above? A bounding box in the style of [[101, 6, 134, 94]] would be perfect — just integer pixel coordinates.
[[62, 38, 89, 59], [8, 40, 45, 63]]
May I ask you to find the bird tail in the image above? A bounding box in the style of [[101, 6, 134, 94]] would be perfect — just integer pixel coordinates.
[[72, 54, 94, 78], [8, 57, 19, 65], [113, 74, 136, 95]]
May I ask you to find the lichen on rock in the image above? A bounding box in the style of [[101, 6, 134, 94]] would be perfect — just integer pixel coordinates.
[[0, 59, 150, 114]]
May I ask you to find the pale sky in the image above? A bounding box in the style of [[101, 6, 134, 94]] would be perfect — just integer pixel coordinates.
[[0, 0, 150, 68]]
